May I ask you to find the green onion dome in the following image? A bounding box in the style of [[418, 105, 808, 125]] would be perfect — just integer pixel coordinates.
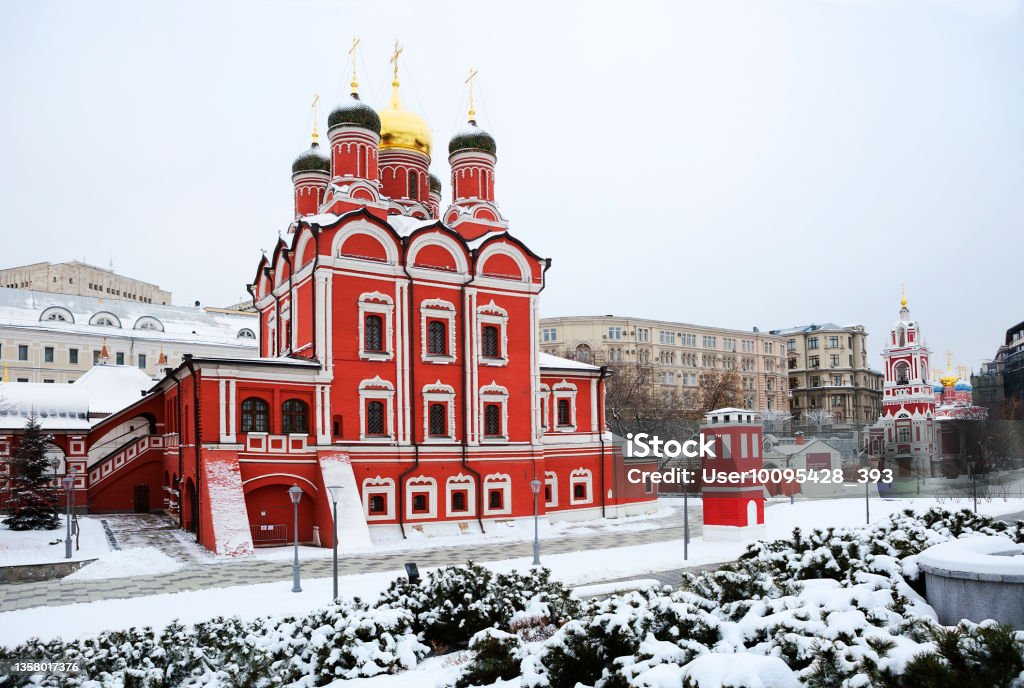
[[328, 94, 381, 135], [429, 173, 441, 195], [448, 120, 496, 156], [291, 141, 330, 174]]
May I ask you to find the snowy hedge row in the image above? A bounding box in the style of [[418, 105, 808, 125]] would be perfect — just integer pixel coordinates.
[[0, 564, 576, 688], [460, 508, 1024, 688]]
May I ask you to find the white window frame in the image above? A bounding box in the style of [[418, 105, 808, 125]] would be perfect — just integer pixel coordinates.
[[551, 380, 578, 432], [422, 381, 456, 441], [483, 473, 512, 516], [544, 470, 558, 507], [477, 301, 509, 366], [358, 292, 394, 361], [570, 468, 593, 505], [539, 383, 551, 432], [542, 327, 557, 342], [362, 476, 395, 521], [446, 473, 476, 517], [479, 382, 509, 443], [421, 298, 457, 363], [358, 376, 395, 441], [405, 475, 437, 520]]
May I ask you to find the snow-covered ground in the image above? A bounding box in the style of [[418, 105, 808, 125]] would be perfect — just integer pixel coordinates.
[[241, 505, 676, 563], [64, 546, 184, 581], [0, 516, 109, 566], [2, 496, 1021, 648]]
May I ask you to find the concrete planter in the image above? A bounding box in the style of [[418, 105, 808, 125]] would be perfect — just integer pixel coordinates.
[[0, 558, 97, 584], [917, 536, 1024, 630]]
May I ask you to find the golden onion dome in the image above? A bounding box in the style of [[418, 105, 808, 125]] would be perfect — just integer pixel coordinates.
[[379, 80, 432, 156], [940, 369, 959, 388]]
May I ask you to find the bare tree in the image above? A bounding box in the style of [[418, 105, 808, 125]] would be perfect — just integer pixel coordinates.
[[804, 408, 831, 431], [696, 369, 743, 415], [760, 409, 793, 434], [602, 359, 685, 439]]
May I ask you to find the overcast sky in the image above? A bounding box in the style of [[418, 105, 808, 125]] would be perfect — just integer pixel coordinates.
[[1, 0, 1021, 372]]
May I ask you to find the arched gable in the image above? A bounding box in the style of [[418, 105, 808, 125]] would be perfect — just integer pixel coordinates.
[[407, 232, 470, 273], [332, 220, 400, 265]]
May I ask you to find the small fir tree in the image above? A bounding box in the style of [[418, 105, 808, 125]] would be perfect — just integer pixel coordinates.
[[3, 416, 61, 530]]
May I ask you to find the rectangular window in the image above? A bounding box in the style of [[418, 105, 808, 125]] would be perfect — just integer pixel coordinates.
[[115, 352, 125, 365], [636, 328, 649, 342], [829, 336, 840, 348], [573, 484, 586, 500], [488, 490, 503, 509], [607, 326, 622, 340], [44, 346, 54, 363], [368, 495, 386, 514], [427, 320, 447, 355], [93, 350, 101, 365], [69, 348, 79, 364], [723, 337, 736, 352], [138, 353, 147, 369], [659, 330, 675, 345], [43, 379, 54, 384], [809, 355, 820, 368], [702, 335, 716, 349], [542, 327, 557, 342], [681, 333, 696, 347], [557, 398, 571, 426], [428, 402, 447, 437], [412, 493, 429, 514], [18, 344, 28, 361], [808, 337, 819, 350], [833, 375, 843, 386], [481, 325, 501, 358], [484, 403, 502, 437], [830, 354, 840, 367], [366, 400, 386, 436], [544, 485, 552, 502], [364, 314, 384, 352]]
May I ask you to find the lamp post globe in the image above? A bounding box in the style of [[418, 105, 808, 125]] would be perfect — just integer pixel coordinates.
[[288, 484, 303, 593], [529, 478, 542, 566], [326, 484, 344, 602]]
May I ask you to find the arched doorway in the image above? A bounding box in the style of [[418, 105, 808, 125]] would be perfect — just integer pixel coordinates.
[[244, 482, 315, 546], [184, 478, 197, 533]]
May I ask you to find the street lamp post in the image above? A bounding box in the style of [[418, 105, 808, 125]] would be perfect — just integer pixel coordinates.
[[62, 472, 74, 559], [288, 484, 303, 593], [326, 484, 344, 602], [529, 478, 542, 566]]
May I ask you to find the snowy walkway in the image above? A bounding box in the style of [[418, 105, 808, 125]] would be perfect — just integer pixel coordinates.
[[0, 508, 703, 612]]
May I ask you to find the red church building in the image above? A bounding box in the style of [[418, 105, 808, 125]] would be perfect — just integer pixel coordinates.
[[0, 55, 657, 555]]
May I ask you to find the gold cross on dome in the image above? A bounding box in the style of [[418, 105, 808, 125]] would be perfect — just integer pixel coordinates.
[[348, 37, 360, 91], [311, 93, 320, 142], [390, 40, 403, 82], [465, 67, 479, 119]]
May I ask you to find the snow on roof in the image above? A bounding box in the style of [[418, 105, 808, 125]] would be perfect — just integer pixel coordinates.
[[386, 215, 437, 236], [772, 323, 849, 335], [74, 365, 154, 415], [0, 288, 258, 348], [0, 365, 153, 430], [538, 351, 599, 371]]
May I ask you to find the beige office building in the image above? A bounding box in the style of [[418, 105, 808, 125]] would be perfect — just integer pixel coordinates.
[[772, 323, 883, 427], [539, 316, 790, 412], [0, 261, 172, 305]]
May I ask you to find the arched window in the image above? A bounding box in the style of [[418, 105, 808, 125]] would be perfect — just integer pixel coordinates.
[[894, 361, 910, 386], [481, 325, 500, 358], [366, 400, 386, 436], [240, 398, 269, 433], [408, 170, 419, 200], [428, 402, 447, 437], [364, 314, 384, 352], [574, 344, 592, 363], [427, 320, 447, 355], [484, 403, 501, 437], [281, 399, 309, 434], [237, 328, 256, 339]]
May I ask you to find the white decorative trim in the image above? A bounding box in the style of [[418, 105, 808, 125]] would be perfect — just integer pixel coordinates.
[[358, 291, 395, 361], [362, 476, 395, 521], [544, 470, 558, 507], [570, 468, 593, 505], [476, 243, 531, 283], [539, 383, 551, 432], [552, 380, 578, 432], [407, 234, 470, 274], [358, 376, 396, 441], [420, 298, 457, 363], [483, 472, 512, 516], [422, 380, 456, 441], [405, 475, 438, 520], [445, 473, 476, 517], [477, 300, 509, 367], [478, 382, 509, 443], [331, 220, 398, 265]]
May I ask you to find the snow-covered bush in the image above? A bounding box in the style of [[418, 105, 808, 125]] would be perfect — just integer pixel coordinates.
[[453, 628, 523, 688], [377, 562, 578, 648]]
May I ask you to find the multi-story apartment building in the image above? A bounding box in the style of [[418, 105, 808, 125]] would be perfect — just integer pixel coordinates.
[[0, 261, 172, 305], [538, 316, 789, 412], [772, 323, 883, 427], [0, 287, 258, 383]]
